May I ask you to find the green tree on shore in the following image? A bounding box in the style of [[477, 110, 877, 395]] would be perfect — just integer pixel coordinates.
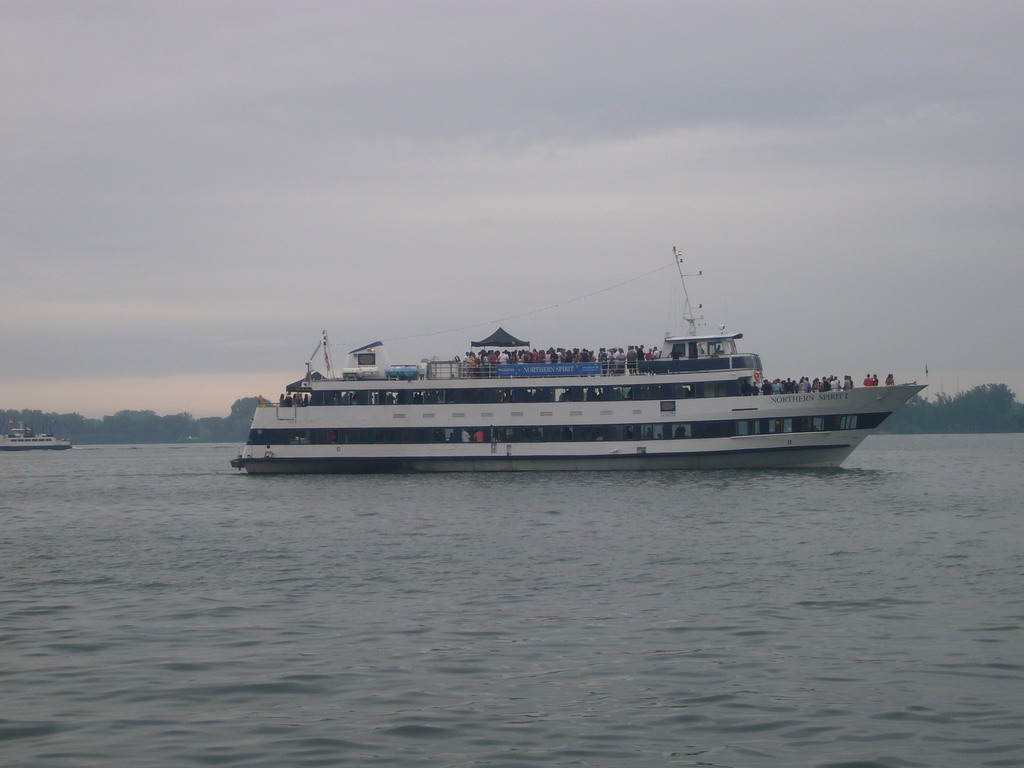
[[880, 383, 1023, 433], [1, 397, 259, 444]]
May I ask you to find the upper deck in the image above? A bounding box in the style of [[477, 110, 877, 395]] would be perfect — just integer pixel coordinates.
[[315, 332, 761, 385]]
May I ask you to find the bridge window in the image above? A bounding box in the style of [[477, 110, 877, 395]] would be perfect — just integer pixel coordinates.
[[323, 390, 357, 405]]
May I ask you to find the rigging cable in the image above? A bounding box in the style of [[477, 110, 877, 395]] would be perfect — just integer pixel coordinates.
[[379, 261, 676, 345]]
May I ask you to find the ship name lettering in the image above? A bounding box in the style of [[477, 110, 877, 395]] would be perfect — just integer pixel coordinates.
[[770, 395, 814, 403]]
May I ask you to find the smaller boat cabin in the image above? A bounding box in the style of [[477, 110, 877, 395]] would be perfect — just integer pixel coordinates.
[[661, 332, 742, 361]]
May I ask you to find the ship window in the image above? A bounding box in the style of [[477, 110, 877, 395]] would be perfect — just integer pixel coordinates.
[[634, 384, 670, 400], [671, 384, 693, 399], [608, 425, 635, 440], [736, 420, 762, 436], [554, 387, 573, 402], [608, 387, 632, 401], [797, 416, 826, 432], [492, 426, 513, 442], [580, 425, 604, 441], [702, 421, 733, 438], [698, 382, 730, 398], [368, 390, 401, 405], [289, 431, 311, 444], [766, 418, 793, 434], [412, 390, 451, 405], [400, 429, 424, 443], [459, 388, 484, 404], [550, 426, 574, 441], [672, 423, 692, 439], [519, 426, 543, 441], [519, 388, 553, 403], [324, 390, 356, 405]]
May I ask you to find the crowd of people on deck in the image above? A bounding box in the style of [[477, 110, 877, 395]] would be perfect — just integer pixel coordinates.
[[465, 345, 664, 376], [744, 373, 896, 396], [254, 358, 899, 408], [259, 393, 310, 407]]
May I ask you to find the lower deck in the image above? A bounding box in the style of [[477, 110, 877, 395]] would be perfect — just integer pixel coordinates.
[[232, 384, 923, 474]]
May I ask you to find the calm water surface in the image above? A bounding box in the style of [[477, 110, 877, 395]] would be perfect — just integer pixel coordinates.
[[2, 435, 1022, 767]]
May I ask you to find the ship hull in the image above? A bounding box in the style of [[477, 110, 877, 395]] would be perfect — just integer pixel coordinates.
[[231, 384, 922, 474], [232, 441, 860, 473], [0, 445, 73, 451]]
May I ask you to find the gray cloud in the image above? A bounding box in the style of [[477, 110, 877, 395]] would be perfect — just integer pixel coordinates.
[[3, 1, 1022, 414]]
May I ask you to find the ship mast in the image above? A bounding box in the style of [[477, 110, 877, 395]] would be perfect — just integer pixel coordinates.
[[308, 330, 335, 380], [673, 246, 703, 337]]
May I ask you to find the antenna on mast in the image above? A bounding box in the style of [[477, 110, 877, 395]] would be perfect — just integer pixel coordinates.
[[672, 246, 703, 337], [310, 330, 335, 378]]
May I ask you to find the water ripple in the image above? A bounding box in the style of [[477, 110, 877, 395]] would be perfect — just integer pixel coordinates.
[[1, 437, 1022, 767]]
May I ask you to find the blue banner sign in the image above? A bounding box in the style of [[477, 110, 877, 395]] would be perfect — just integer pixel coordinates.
[[496, 363, 602, 377]]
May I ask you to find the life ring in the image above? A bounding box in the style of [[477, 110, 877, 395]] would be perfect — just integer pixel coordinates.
[[753, 369, 763, 384], [263, 450, 275, 459]]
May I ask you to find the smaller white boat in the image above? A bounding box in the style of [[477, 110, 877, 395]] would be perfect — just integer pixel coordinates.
[[0, 422, 72, 451]]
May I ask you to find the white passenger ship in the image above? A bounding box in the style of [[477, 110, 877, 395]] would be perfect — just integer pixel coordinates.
[[0, 422, 72, 451], [231, 263, 923, 474]]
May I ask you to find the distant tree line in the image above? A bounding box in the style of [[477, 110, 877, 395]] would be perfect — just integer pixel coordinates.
[[3, 385, 1022, 444], [1, 397, 259, 445], [879, 383, 1023, 434]]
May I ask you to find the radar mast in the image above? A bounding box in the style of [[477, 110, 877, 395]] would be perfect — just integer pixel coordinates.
[[673, 246, 703, 337]]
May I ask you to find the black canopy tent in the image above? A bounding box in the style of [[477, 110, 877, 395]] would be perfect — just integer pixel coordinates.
[[470, 327, 530, 348], [286, 371, 324, 392]]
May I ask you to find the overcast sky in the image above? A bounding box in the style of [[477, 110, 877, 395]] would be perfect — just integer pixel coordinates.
[[3, 1, 1022, 417]]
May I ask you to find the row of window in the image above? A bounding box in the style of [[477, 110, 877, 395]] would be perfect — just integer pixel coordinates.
[[249, 413, 885, 446], [312, 381, 735, 407]]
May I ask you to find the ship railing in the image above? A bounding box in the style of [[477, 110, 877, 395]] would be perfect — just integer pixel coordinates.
[[424, 356, 760, 380]]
